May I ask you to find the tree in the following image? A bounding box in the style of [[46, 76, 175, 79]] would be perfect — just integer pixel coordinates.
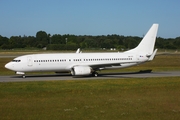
[[9, 36, 25, 48], [0, 35, 9, 49], [0, 31, 179, 50], [23, 36, 36, 48], [36, 31, 49, 48], [174, 37, 180, 49], [51, 34, 62, 44], [101, 39, 114, 49], [123, 37, 138, 49]]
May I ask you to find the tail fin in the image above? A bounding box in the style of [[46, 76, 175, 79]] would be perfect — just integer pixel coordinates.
[[126, 24, 159, 55]]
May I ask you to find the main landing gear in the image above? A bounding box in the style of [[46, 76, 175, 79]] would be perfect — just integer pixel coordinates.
[[22, 75, 26, 78], [92, 72, 98, 77]]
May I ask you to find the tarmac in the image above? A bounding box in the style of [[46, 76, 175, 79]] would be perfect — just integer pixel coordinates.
[[0, 71, 180, 82]]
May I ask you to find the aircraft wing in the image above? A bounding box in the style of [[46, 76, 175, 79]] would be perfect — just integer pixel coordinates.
[[90, 63, 121, 69], [87, 61, 138, 70]]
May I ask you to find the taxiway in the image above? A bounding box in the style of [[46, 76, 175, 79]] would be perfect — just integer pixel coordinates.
[[0, 71, 180, 82]]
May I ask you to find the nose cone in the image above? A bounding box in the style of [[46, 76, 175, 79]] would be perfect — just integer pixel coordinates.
[[5, 62, 13, 70]]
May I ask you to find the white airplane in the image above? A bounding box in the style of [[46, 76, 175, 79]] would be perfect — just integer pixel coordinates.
[[5, 24, 159, 78]]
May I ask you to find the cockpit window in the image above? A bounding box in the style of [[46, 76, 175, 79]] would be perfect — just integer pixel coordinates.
[[12, 60, 21, 62]]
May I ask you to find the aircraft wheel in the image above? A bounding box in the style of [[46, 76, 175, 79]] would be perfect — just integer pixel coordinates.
[[92, 72, 98, 77], [22, 75, 26, 78]]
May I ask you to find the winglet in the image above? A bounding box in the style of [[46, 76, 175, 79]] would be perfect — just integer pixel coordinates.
[[148, 49, 158, 61], [76, 48, 80, 53]]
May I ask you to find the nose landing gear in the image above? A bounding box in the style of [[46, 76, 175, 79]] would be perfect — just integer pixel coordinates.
[[15, 72, 26, 78]]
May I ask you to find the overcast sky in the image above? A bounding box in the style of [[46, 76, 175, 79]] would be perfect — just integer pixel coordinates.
[[0, 0, 180, 38]]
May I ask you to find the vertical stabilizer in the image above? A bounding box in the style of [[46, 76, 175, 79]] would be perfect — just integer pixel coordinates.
[[126, 24, 159, 55]]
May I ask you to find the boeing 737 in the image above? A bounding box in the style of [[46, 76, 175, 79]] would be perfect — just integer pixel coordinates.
[[5, 24, 159, 78]]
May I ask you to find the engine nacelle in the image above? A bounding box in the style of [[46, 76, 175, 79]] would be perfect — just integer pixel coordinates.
[[71, 66, 92, 76]]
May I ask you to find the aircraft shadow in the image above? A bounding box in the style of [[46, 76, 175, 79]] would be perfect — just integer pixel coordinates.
[[11, 73, 71, 78], [11, 69, 152, 78], [99, 69, 152, 76]]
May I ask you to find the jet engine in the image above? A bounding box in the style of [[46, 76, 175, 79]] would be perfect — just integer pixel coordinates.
[[71, 66, 92, 76]]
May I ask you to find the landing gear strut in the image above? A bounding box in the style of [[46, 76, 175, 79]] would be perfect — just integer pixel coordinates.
[[22, 75, 26, 78], [92, 72, 98, 77]]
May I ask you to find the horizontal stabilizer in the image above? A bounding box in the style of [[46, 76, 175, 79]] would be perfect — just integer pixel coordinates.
[[148, 49, 158, 61]]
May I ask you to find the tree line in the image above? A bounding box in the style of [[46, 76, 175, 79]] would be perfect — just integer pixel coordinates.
[[0, 31, 180, 50]]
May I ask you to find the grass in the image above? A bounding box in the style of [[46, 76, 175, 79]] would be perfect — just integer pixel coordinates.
[[0, 77, 180, 120], [129, 54, 180, 71], [0, 58, 15, 75], [1, 51, 180, 119]]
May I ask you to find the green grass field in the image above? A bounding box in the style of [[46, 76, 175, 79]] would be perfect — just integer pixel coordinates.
[[1, 77, 180, 120], [0, 51, 180, 119]]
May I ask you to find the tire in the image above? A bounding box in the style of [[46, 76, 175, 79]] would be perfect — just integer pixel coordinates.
[[92, 72, 98, 77]]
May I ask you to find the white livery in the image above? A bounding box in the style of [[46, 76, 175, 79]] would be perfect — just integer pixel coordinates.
[[5, 24, 159, 78]]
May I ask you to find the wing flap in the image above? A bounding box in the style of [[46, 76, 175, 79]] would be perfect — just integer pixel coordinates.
[[90, 63, 121, 69]]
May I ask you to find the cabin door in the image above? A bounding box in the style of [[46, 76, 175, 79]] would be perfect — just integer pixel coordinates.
[[27, 56, 33, 66]]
